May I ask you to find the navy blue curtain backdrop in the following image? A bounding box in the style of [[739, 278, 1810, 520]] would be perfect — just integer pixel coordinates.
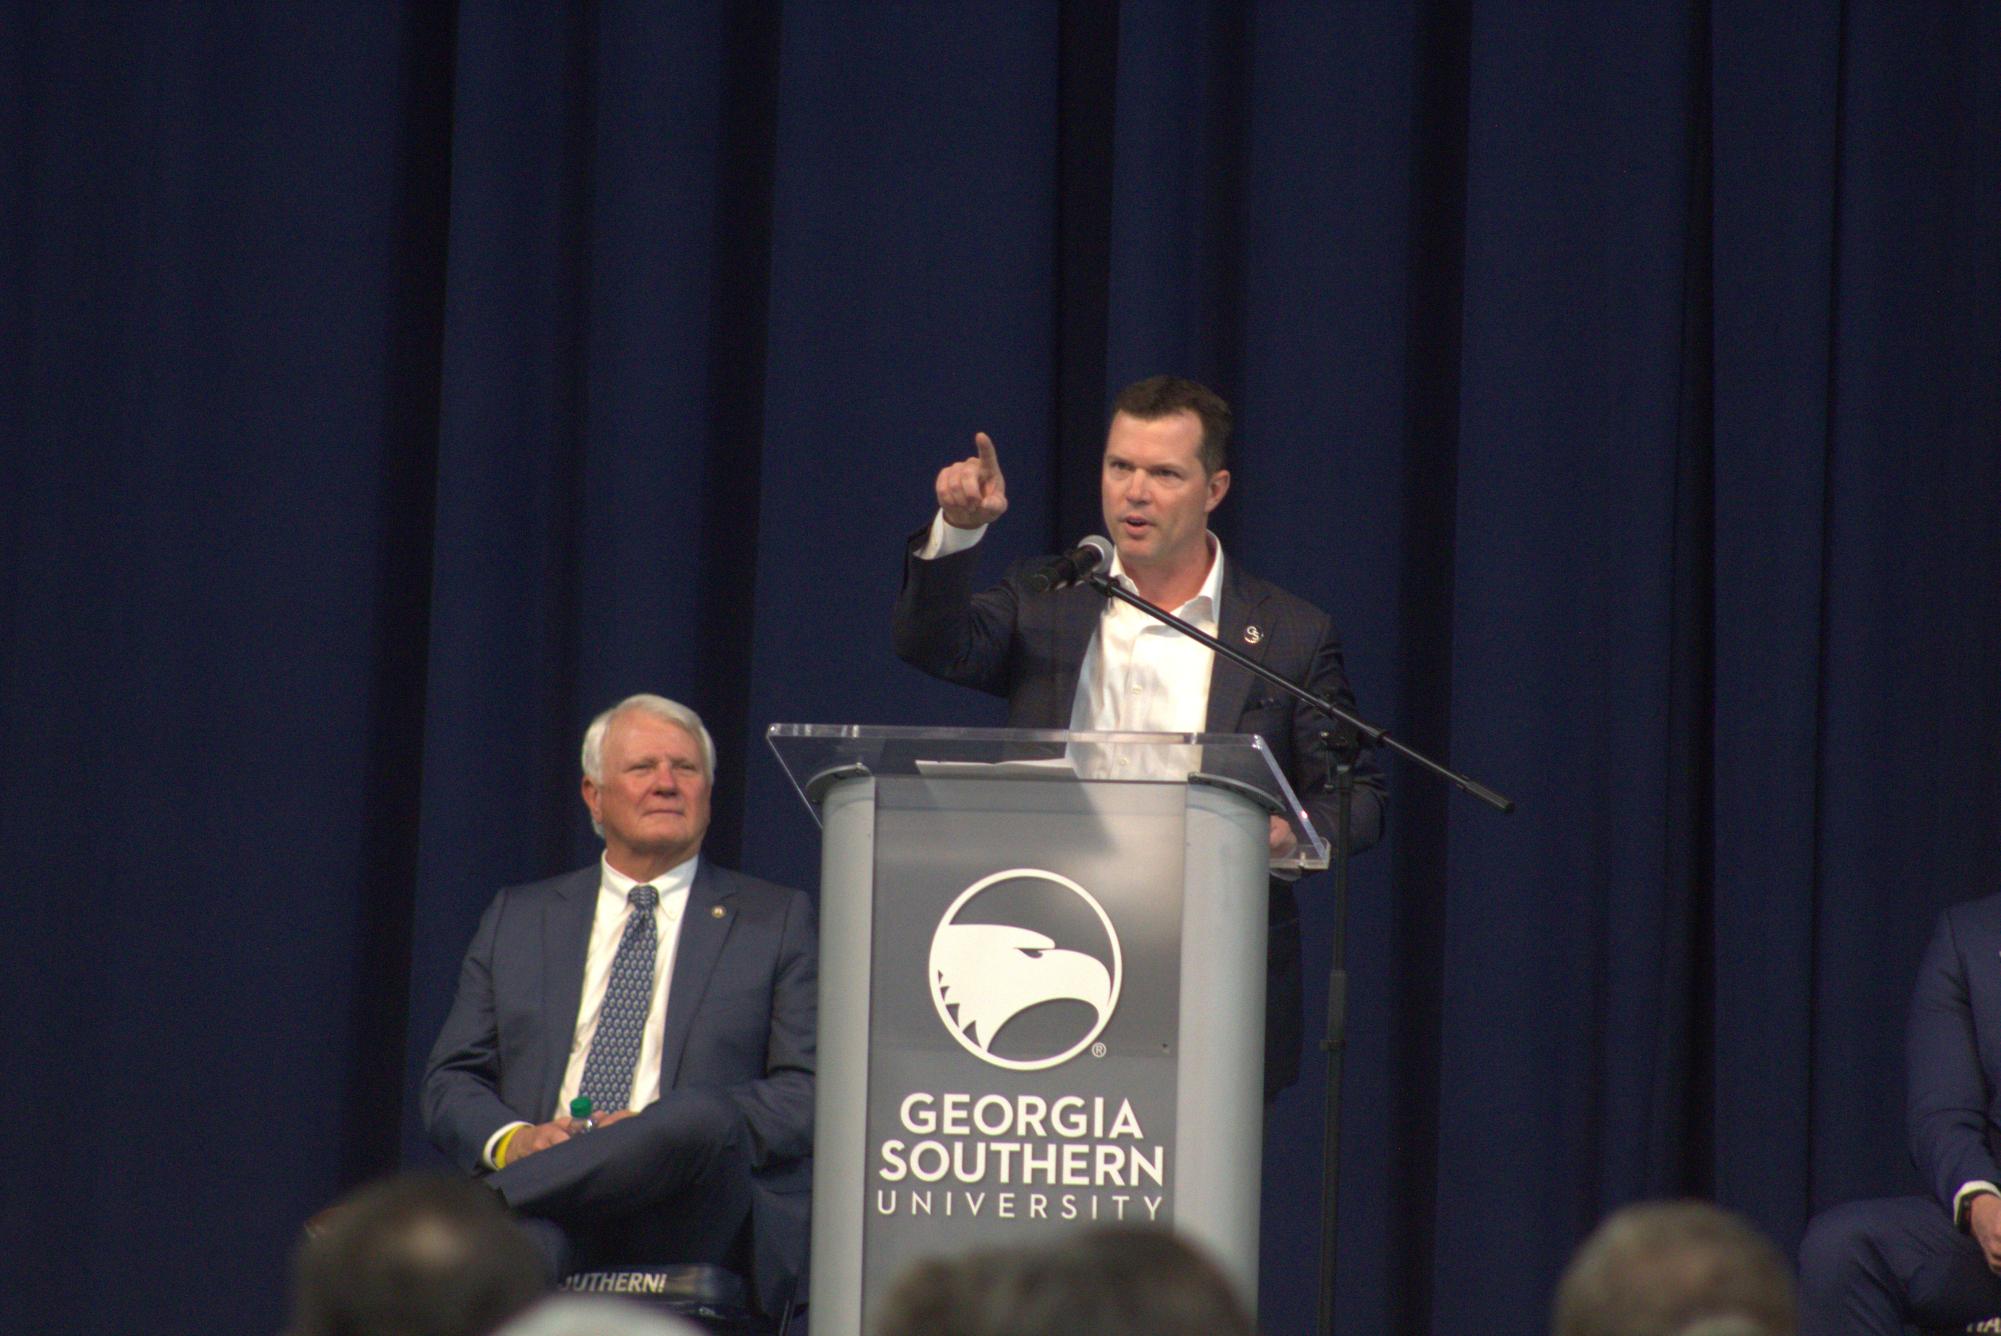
[[5, 3, 1998, 1333]]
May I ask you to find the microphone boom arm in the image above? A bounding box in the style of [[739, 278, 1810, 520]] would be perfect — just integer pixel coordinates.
[[1084, 572, 1513, 813]]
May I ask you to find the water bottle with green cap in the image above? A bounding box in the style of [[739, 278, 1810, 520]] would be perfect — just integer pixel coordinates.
[[570, 1096, 595, 1133]]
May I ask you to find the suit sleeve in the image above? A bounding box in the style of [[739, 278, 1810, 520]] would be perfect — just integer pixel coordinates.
[[1907, 906, 2000, 1213], [1290, 616, 1388, 856], [421, 889, 532, 1174], [891, 526, 1020, 698], [727, 888, 819, 1170]]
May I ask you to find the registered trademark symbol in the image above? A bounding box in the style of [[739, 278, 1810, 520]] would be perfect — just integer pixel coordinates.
[[1091, 1042, 1107, 1058]]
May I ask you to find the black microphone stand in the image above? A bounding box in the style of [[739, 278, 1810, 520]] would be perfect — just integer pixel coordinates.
[[1083, 570, 1513, 1336], [1318, 724, 1357, 1336]]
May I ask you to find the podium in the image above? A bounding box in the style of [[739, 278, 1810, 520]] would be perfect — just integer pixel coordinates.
[[769, 725, 1328, 1334]]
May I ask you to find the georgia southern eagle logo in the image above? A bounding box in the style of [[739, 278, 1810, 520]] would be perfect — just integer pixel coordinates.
[[928, 868, 1123, 1071]]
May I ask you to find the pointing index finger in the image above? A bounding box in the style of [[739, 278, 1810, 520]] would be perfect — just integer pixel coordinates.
[[974, 432, 1001, 479]]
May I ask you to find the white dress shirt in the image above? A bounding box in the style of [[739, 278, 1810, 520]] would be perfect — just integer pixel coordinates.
[[1066, 544, 1221, 733], [480, 852, 696, 1168]]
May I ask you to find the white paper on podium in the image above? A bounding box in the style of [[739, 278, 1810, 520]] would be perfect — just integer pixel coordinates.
[[911, 756, 1077, 779]]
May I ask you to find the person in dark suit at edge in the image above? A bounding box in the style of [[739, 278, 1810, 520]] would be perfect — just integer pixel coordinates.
[[1799, 892, 2001, 1334], [421, 694, 816, 1313], [891, 375, 1386, 1098]]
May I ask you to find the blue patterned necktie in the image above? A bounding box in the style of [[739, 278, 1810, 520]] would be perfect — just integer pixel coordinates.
[[577, 884, 659, 1113]]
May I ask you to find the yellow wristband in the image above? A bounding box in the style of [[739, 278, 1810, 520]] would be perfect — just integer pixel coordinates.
[[494, 1125, 524, 1169]]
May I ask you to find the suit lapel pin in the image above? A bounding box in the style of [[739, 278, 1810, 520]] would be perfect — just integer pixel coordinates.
[[1244, 625, 1263, 645], [711, 905, 726, 919]]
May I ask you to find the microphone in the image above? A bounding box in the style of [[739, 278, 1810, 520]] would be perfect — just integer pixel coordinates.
[[1024, 535, 1113, 593]]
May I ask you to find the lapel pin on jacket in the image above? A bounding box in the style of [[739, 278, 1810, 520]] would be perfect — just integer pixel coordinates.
[[711, 905, 726, 919], [1244, 625, 1263, 645]]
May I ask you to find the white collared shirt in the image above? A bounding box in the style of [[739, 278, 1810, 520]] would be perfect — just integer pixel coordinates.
[[1066, 541, 1222, 738], [479, 852, 696, 1169]]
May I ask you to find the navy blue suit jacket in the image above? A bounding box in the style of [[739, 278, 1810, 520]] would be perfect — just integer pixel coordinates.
[[421, 858, 816, 1295], [1908, 893, 2001, 1213], [891, 534, 1387, 854]]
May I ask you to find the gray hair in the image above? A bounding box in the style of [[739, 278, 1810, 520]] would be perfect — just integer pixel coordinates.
[[581, 694, 717, 784], [1553, 1200, 1795, 1336], [580, 696, 719, 835]]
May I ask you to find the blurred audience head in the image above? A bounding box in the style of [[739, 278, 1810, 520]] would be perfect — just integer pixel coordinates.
[[873, 1224, 1258, 1336], [492, 1295, 703, 1336], [289, 1173, 545, 1336], [1553, 1200, 1796, 1336]]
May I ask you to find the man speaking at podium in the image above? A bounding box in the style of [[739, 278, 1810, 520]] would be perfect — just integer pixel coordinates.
[[421, 694, 816, 1307], [892, 375, 1386, 1097]]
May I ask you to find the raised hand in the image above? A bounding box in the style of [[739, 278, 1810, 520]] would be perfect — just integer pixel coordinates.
[[936, 432, 1008, 529]]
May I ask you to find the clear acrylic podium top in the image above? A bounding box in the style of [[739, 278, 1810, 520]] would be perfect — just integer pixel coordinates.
[[767, 723, 1330, 872]]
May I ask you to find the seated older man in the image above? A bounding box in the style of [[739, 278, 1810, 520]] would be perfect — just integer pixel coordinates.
[[422, 693, 816, 1313]]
